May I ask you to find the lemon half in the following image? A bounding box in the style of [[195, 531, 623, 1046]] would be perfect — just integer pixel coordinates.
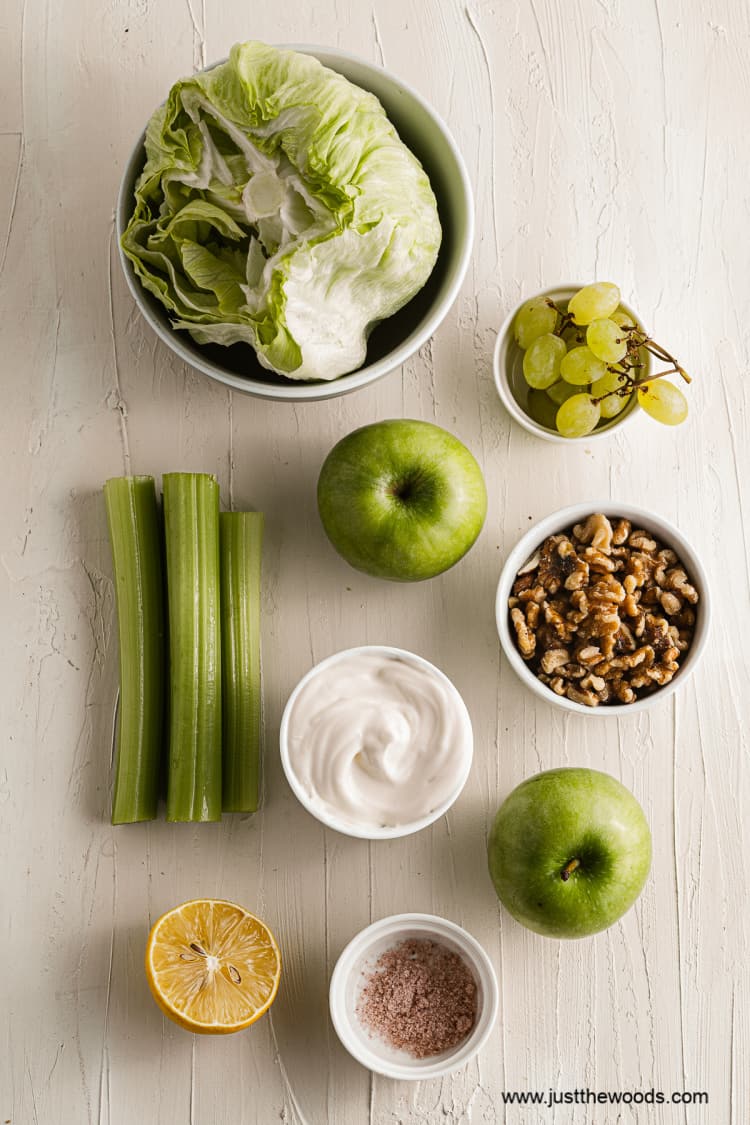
[[145, 899, 281, 1034]]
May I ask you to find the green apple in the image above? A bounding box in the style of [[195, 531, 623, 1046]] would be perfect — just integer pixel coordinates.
[[317, 419, 487, 582], [488, 768, 651, 939]]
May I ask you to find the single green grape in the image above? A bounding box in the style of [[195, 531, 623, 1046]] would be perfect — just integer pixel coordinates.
[[513, 297, 558, 350], [522, 333, 567, 389], [526, 389, 559, 430], [637, 379, 688, 425], [560, 345, 606, 386], [568, 282, 620, 326], [587, 318, 628, 363], [611, 308, 638, 331], [556, 393, 602, 438], [591, 368, 631, 418], [546, 380, 579, 406]]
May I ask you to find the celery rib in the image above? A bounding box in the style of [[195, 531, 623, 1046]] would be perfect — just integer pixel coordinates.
[[104, 476, 165, 824], [163, 473, 222, 822], [220, 512, 264, 813]]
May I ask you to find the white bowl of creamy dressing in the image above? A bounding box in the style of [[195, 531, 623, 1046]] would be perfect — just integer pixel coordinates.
[[279, 646, 474, 839]]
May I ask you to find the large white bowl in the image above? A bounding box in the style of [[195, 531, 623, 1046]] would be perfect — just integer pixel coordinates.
[[329, 913, 499, 1080], [496, 502, 711, 716], [279, 645, 473, 839], [493, 283, 648, 443], [116, 45, 474, 401]]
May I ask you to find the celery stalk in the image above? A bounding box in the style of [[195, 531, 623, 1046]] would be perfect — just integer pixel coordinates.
[[104, 476, 165, 824], [220, 512, 264, 813], [163, 473, 222, 822]]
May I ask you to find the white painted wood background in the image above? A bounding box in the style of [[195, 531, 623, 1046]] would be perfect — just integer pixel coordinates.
[[2, 0, 748, 1122]]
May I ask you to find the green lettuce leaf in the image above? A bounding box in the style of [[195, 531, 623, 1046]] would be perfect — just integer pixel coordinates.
[[121, 41, 442, 380]]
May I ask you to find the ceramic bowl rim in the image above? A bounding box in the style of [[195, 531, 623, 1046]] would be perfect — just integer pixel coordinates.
[[279, 645, 474, 838], [115, 44, 475, 402], [492, 282, 646, 443], [495, 502, 711, 716], [328, 912, 499, 1080]]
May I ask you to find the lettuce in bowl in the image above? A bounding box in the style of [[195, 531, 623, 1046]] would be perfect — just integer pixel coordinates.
[[121, 41, 442, 382]]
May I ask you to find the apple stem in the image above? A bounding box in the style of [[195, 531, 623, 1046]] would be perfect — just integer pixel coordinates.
[[560, 858, 581, 882]]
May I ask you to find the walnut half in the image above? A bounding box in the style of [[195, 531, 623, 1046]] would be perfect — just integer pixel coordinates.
[[510, 607, 535, 658]]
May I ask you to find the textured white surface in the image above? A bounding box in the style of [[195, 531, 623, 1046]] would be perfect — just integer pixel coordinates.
[[2, 1, 749, 1123]]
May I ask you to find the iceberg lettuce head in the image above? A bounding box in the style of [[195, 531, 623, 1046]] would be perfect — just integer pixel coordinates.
[[121, 42, 442, 381]]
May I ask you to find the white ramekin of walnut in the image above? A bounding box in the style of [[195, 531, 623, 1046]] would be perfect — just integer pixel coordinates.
[[496, 504, 710, 714]]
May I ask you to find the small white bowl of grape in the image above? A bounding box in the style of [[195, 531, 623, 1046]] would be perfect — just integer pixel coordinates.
[[493, 282, 691, 442]]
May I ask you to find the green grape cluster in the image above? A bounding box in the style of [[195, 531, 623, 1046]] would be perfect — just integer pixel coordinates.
[[513, 282, 690, 438]]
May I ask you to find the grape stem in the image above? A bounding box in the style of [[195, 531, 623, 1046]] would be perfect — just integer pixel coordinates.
[[637, 366, 683, 386], [556, 310, 575, 334], [627, 331, 691, 386], [637, 337, 692, 383], [550, 299, 692, 403], [590, 364, 684, 405]]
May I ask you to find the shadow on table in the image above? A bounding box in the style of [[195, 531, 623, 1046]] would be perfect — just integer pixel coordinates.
[[66, 487, 121, 826]]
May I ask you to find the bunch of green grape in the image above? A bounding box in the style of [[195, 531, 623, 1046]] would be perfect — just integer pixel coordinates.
[[513, 282, 689, 438]]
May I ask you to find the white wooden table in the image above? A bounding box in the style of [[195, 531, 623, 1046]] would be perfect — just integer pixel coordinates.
[[3, 1, 748, 1122]]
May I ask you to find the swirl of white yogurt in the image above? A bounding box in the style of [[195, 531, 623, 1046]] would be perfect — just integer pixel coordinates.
[[283, 649, 473, 830]]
